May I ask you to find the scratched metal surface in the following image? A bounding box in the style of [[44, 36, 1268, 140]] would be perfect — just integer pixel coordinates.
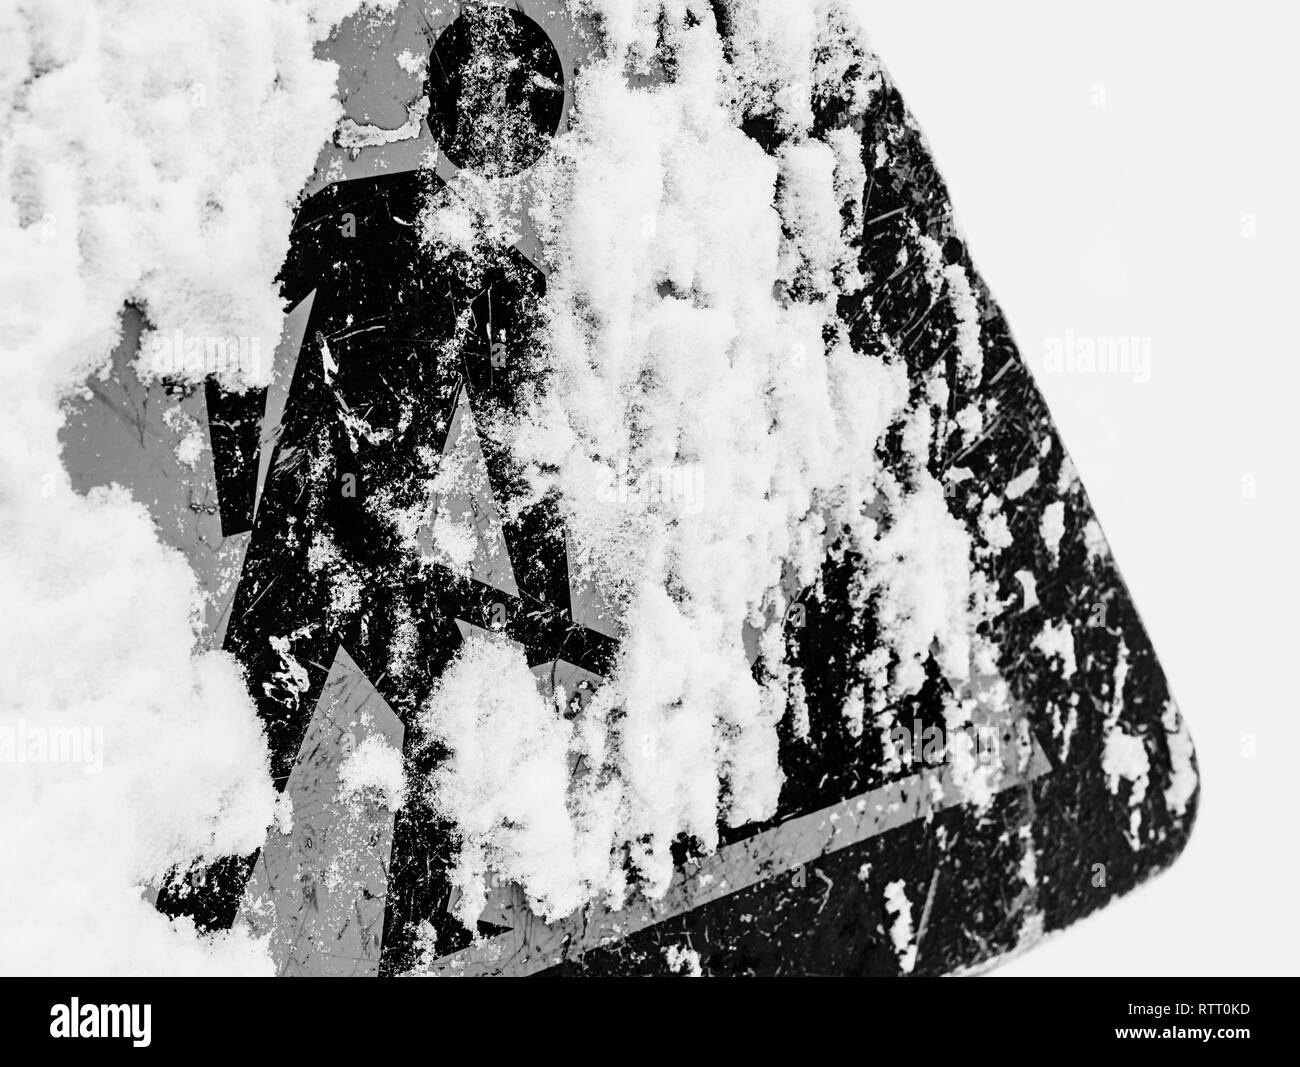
[[58, 306, 249, 650], [59, 0, 1198, 975], [239, 645, 405, 977]]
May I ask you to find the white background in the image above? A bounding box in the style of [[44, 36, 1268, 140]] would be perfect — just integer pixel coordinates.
[[856, 0, 1299, 975]]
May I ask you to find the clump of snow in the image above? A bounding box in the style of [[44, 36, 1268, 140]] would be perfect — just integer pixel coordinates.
[[913, 234, 981, 376], [978, 500, 1014, 554], [0, 0, 377, 974], [1161, 700, 1197, 817], [162, 405, 205, 468], [337, 97, 428, 151], [264, 624, 316, 710], [1017, 824, 1038, 887], [426, 510, 478, 576], [1056, 455, 1077, 492], [1004, 464, 1039, 500], [1014, 569, 1039, 611], [1033, 621, 1077, 679], [1040, 500, 1065, 562], [3, 0, 379, 391], [1103, 726, 1150, 845], [421, 633, 587, 928], [1101, 643, 1150, 846], [842, 687, 866, 738], [777, 140, 853, 299], [273, 792, 295, 836], [307, 532, 365, 624], [1083, 517, 1107, 558], [1017, 908, 1045, 949], [420, 167, 521, 260], [883, 878, 918, 974], [664, 943, 703, 976], [0, 500, 280, 975], [338, 733, 407, 811], [710, 0, 881, 137], [852, 478, 973, 699], [395, 48, 426, 77]]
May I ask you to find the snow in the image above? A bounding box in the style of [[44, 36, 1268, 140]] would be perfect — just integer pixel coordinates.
[[943, 263, 983, 387], [883, 878, 917, 974], [1102, 726, 1151, 846], [777, 140, 854, 299], [1040, 500, 1065, 562], [1161, 701, 1197, 817], [338, 733, 407, 811], [1033, 621, 1077, 679], [664, 943, 703, 976], [1018, 825, 1039, 888], [1074, 517, 1099, 554], [162, 406, 205, 468], [0, 0, 378, 974], [854, 478, 974, 698], [3, 0, 1059, 969], [395, 48, 426, 76], [337, 97, 428, 150], [978, 505, 1014, 553], [492, 4, 905, 898], [1056, 455, 1077, 492], [421, 632, 588, 929], [307, 532, 365, 624], [1005, 465, 1039, 500], [1100, 643, 1149, 846], [408, 0, 995, 927], [861, 0, 1300, 979], [1014, 569, 1039, 610]]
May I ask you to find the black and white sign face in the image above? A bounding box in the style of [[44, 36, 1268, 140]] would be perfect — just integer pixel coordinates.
[[61, 0, 1198, 976]]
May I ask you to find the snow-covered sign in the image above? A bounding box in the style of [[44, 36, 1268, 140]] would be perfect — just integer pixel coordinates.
[[58, 0, 1198, 976]]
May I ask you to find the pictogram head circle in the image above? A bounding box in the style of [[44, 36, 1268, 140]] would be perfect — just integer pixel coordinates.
[[427, 6, 565, 179]]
